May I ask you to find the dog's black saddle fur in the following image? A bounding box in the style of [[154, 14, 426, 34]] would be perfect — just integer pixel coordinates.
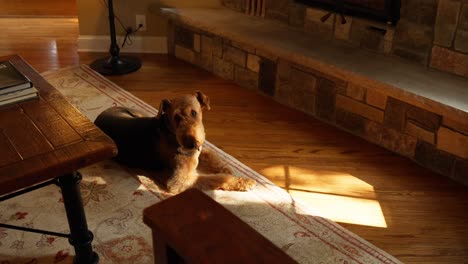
[[94, 107, 175, 169]]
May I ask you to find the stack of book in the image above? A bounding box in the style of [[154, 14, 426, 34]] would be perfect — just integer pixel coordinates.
[[0, 60, 39, 107]]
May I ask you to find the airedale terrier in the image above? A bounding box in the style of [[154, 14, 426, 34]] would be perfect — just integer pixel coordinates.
[[94, 91, 256, 194]]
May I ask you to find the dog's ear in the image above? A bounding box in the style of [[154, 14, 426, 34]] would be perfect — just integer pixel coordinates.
[[196, 91, 211, 111], [156, 99, 171, 118]]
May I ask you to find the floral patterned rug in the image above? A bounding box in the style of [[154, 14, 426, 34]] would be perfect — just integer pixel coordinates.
[[0, 65, 401, 264]]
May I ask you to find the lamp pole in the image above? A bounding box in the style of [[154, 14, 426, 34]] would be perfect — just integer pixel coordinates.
[[90, 0, 141, 75]]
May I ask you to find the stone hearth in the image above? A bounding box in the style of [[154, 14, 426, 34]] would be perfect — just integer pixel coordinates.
[[221, 0, 468, 76], [159, 7, 468, 185]]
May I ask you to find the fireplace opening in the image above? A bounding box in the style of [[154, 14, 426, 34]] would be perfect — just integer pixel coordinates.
[[296, 0, 400, 25]]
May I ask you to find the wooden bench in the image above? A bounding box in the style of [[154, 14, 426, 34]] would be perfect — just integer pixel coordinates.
[[143, 188, 297, 263]]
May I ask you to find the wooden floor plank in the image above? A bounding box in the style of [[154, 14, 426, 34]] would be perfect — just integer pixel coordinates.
[[0, 0, 77, 17]]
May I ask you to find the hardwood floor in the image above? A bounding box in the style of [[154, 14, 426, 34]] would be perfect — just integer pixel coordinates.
[[0, 0, 77, 17], [1, 18, 468, 263]]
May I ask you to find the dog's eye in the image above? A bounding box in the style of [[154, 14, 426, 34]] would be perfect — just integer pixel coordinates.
[[191, 110, 197, 118]]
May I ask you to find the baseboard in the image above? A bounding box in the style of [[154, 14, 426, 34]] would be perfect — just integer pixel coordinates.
[[78, 35, 167, 54]]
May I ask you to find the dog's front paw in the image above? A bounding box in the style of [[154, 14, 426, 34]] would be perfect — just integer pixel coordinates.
[[236, 177, 256, 191]]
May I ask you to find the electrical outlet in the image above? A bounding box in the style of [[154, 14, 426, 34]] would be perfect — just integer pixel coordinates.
[[136, 14, 147, 32]]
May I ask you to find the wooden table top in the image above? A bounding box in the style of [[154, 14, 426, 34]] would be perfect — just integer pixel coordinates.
[[0, 54, 117, 196]]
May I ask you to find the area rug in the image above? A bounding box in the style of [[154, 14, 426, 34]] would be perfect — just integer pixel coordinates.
[[0, 65, 401, 264]]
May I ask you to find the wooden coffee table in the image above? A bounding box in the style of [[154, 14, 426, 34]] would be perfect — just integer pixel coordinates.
[[0, 55, 117, 263]]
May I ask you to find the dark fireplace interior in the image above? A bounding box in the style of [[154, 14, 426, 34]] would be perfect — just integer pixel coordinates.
[[296, 0, 401, 24]]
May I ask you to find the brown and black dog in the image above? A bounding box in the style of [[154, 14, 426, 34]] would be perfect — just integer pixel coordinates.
[[94, 91, 256, 194]]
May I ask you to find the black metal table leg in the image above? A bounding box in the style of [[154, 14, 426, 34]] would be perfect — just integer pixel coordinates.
[[57, 172, 99, 264]]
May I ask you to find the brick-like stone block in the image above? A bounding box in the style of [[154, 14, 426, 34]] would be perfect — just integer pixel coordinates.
[[393, 19, 433, 64], [381, 127, 417, 157], [223, 45, 246, 67], [383, 26, 395, 53], [195, 53, 213, 72], [400, 0, 438, 26], [265, 0, 289, 23], [212, 37, 223, 58], [454, 29, 468, 53], [384, 97, 407, 131], [384, 97, 441, 132], [434, 0, 461, 47], [336, 95, 384, 123], [315, 78, 336, 121], [247, 54, 261, 73], [460, 4, 468, 30], [406, 105, 441, 131], [336, 108, 366, 136], [364, 121, 384, 144], [384, 25, 395, 42], [275, 67, 316, 115], [213, 57, 234, 80], [293, 63, 347, 89], [366, 88, 387, 109], [222, 0, 245, 12], [437, 126, 468, 158], [383, 40, 393, 54], [452, 158, 468, 185], [430, 45, 468, 78], [405, 121, 435, 144], [175, 45, 195, 64], [304, 8, 334, 38], [167, 20, 176, 55], [234, 66, 259, 90], [193, 34, 201, 52], [290, 67, 318, 93], [289, 3, 306, 28], [174, 26, 194, 49], [276, 59, 292, 83], [442, 116, 468, 135], [275, 82, 315, 115], [259, 58, 277, 96], [415, 141, 455, 176], [346, 83, 366, 101], [334, 16, 352, 40], [223, 38, 232, 46], [350, 19, 386, 51], [201, 35, 213, 55]]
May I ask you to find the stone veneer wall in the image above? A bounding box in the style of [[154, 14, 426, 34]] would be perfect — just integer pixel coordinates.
[[167, 20, 468, 185], [221, 0, 468, 79]]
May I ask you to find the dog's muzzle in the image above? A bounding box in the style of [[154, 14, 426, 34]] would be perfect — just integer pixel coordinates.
[[177, 145, 202, 156]]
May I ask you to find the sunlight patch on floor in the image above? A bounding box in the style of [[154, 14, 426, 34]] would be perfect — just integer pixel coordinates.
[[289, 190, 387, 228], [261, 165, 387, 228]]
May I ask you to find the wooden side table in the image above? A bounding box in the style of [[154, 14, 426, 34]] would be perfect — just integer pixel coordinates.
[[143, 188, 297, 263], [0, 55, 117, 263]]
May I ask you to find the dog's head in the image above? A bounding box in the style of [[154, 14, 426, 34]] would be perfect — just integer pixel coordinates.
[[157, 91, 210, 152]]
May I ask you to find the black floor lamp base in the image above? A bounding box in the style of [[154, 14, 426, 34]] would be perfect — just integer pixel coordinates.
[[90, 55, 141, 76]]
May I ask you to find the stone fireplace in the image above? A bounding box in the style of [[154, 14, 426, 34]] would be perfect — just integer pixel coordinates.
[[159, 0, 468, 185]]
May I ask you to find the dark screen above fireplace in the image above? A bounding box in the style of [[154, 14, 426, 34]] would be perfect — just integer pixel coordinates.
[[296, 0, 400, 25]]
